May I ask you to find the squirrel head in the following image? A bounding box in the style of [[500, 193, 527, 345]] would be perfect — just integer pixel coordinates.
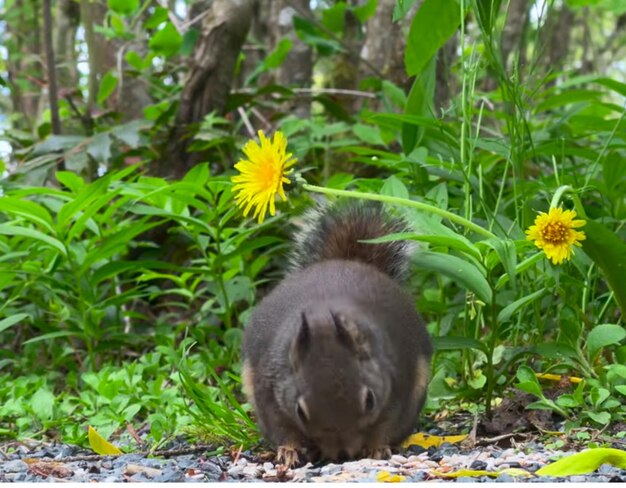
[[279, 303, 392, 460]]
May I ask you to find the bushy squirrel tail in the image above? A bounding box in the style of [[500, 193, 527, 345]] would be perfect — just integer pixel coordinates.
[[289, 202, 412, 282]]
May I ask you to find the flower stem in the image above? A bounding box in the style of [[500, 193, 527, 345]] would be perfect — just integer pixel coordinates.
[[302, 183, 497, 239]]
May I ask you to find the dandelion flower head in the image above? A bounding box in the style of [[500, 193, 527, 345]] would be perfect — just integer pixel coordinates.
[[231, 130, 297, 223], [525, 207, 586, 265]]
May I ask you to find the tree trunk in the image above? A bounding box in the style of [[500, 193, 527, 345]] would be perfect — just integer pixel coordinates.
[[5, 0, 44, 132], [161, 0, 256, 178], [54, 0, 80, 90]]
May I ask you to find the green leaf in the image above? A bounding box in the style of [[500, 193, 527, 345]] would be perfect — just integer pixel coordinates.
[[586, 323, 626, 359], [87, 133, 112, 164], [432, 336, 488, 354], [0, 313, 29, 333], [0, 224, 66, 256], [0, 197, 55, 232], [145, 7, 169, 29], [22, 331, 79, 345], [402, 56, 436, 153], [322, 2, 347, 33], [56, 171, 85, 193], [393, 0, 420, 21], [353, 0, 378, 22], [31, 388, 55, 421], [582, 219, 626, 315], [480, 238, 517, 288], [88, 426, 122, 455], [404, 0, 461, 76], [587, 411, 611, 424], [97, 71, 118, 105], [411, 251, 492, 303], [180, 28, 200, 56], [497, 288, 546, 323], [536, 448, 626, 476], [108, 0, 138, 16], [149, 22, 182, 57], [473, 0, 502, 36]]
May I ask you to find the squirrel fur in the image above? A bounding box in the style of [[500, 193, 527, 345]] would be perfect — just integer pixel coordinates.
[[241, 202, 432, 467]]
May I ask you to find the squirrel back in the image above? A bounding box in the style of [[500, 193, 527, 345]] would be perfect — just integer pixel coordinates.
[[242, 201, 431, 466], [289, 202, 411, 282]]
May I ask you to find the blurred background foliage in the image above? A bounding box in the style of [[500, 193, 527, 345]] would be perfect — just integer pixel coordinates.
[[0, 0, 625, 449]]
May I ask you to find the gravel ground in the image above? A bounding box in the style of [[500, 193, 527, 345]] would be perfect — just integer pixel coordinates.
[[2, 440, 626, 482]]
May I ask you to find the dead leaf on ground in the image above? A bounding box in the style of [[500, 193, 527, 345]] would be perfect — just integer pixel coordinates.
[[401, 432, 467, 449], [26, 461, 73, 479]]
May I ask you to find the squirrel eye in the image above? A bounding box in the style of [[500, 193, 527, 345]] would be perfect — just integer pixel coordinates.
[[296, 397, 309, 423], [363, 388, 376, 413]]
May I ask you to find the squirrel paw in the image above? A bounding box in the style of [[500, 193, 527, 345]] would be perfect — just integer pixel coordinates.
[[276, 445, 300, 468], [364, 446, 392, 460]]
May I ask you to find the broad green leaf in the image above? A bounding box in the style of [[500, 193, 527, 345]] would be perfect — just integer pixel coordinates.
[[97, 71, 118, 105], [88, 426, 122, 455], [22, 331, 79, 345], [581, 219, 626, 315], [536, 448, 626, 476], [411, 251, 492, 303], [31, 388, 55, 420], [108, 0, 138, 15], [145, 7, 168, 29], [367, 232, 481, 261], [402, 56, 436, 153], [149, 22, 182, 57], [321, 2, 347, 33], [586, 323, 626, 359], [587, 411, 611, 424], [181, 27, 200, 56], [432, 336, 488, 354], [87, 133, 112, 163], [0, 313, 29, 333], [353, 0, 378, 22], [0, 197, 54, 232], [0, 224, 66, 256], [404, 0, 461, 76], [497, 288, 546, 323], [595, 77, 626, 97], [56, 171, 85, 193]]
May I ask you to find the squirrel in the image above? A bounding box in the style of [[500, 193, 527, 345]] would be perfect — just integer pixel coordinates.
[[241, 202, 432, 467]]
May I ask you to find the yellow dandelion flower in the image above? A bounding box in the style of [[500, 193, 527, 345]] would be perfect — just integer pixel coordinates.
[[525, 207, 586, 265], [231, 130, 297, 223]]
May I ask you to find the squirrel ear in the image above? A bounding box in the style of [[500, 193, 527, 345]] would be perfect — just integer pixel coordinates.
[[290, 312, 310, 368], [331, 312, 370, 358]]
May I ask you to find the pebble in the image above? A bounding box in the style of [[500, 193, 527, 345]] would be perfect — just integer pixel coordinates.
[[0, 439, 623, 483]]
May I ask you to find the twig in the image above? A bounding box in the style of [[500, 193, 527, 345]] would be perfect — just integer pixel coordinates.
[[237, 107, 256, 138], [474, 432, 528, 446]]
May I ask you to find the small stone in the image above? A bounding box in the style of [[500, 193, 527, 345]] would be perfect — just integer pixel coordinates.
[[153, 470, 185, 482], [320, 463, 342, 476], [496, 473, 515, 482], [470, 460, 487, 470], [390, 454, 408, 465], [227, 464, 244, 477], [2, 460, 27, 472], [570, 475, 587, 482], [263, 462, 274, 471], [242, 464, 263, 478], [199, 461, 222, 476], [406, 444, 427, 455]]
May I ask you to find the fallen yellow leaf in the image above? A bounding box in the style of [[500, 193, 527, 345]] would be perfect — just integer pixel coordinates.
[[535, 372, 583, 384], [88, 426, 122, 455], [376, 471, 406, 482], [401, 432, 467, 449]]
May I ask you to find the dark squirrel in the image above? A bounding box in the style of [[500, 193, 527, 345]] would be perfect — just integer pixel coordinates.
[[241, 202, 432, 467]]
